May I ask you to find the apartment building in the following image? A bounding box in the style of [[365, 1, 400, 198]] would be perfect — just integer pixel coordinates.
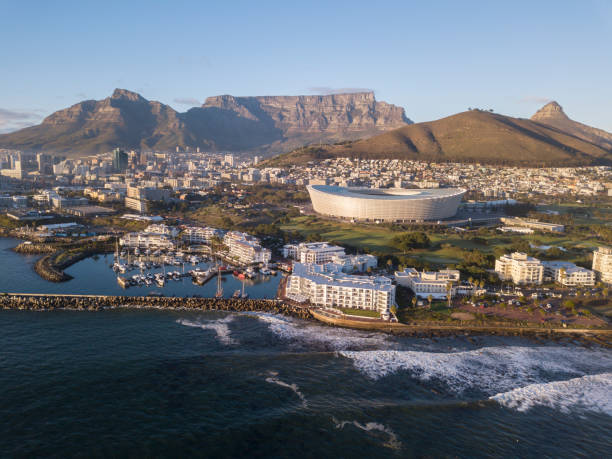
[[394, 268, 461, 299], [119, 232, 175, 250], [592, 246, 612, 284], [542, 261, 595, 286], [287, 263, 395, 315], [282, 242, 346, 264], [223, 231, 271, 265], [143, 224, 179, 238], [495, 252, 544, 285], [182, 226, 224, 244]]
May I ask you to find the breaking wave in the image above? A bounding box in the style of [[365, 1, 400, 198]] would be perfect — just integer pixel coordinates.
[[177, 316, 237, 346], [333, 417, 402, 450], [251, 313, 393, 351], [490, 373, 612, 415], [339, 346, 612, 396], [265, 371, 308, 407]]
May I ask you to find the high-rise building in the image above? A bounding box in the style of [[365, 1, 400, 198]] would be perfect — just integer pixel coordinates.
[[224, 154, 234, 167], [112, 148, 128, 172]]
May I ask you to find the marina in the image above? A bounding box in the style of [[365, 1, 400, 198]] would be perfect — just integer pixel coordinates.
[[0, 238, 281, 299]]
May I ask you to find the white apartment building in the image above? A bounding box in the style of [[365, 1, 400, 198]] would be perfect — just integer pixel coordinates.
[[495, 252, 544, 285], [542, 261, 595, 287], [223, 231, 271, 265], [592, 246, 612, 284], [144, 224, 179, 238], [287, 263, 395, 315], [330, 253, 378, 273], [182, 226, 224, 244], [394, 268, 461, 299], [119, 232, 176, 250], [282, 242, 346, 264]]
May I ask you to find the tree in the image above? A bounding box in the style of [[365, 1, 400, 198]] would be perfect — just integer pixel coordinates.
[[479, 279, 485, 289], [603, 288, 609, 298], [427, 294, 433, 309], [390, 305, 398, 317], [447, 282, 453, 308], [386, 258, 393, 272], [411, 296, 417, 308]]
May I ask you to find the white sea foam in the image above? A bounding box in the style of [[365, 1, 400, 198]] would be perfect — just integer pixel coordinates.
[[265, 371, 308, 407], [339, 346, 612, 395], [177, 316, 237, 346], [490, 373, 612, 415], [251, 313, 392, 350], [333, 417, 402, 450]]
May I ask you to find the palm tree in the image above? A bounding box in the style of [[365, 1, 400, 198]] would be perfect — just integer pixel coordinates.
[[427, 294, 433, 309], [446, 282, 453, 308], [411, 296, 417, 308], [559, 267, 566, 286]]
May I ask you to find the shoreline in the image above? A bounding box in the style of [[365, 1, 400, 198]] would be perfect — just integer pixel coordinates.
[[2, 292, 611, 345]]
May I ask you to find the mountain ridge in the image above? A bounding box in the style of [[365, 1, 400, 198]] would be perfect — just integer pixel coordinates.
[[265, 107, 612, 167], [0, 89, 411, 156]]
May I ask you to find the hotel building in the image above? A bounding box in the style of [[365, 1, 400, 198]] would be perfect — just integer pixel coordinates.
[[287, 262, 395, 315], [223, 231, 271, 265], [394, 268, 461, 299], [542, 261, 595, 287], [495, 252, 544, 285]]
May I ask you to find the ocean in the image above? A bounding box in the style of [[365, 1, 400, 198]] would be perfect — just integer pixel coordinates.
[[0, 238, 611, 457]]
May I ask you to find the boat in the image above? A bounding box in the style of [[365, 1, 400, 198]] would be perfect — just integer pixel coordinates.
[[215, 265, 223, 297], [240, 278, 248, 298], [237, 272, 246, 280], [117, 276, 130, 288], [232, 290, 241, 298], [155, 274, 165, 287], [245, 267, 256, 279]]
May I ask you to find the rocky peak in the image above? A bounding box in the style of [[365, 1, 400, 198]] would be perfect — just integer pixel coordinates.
[[531, 101, 569, 121], [111, 88, 147, 103]]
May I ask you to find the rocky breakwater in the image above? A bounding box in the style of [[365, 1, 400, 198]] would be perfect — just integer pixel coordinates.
[[0, 294, 314, 319]]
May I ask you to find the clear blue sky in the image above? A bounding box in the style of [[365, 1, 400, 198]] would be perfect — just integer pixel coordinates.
[[1, 0, 611, 133]]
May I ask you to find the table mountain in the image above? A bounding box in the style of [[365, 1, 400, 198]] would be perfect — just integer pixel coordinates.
[[0, 89, 411, 156], [266, 108, 612, 167], [531, 101, 612, 151]]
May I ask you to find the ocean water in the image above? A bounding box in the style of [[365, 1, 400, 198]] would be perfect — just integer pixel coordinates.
[[1, 309, 611, 457], [1, 238, 611, 457], [0, 238, 280, 298]]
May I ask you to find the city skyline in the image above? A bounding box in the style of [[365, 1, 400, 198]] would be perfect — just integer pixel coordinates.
[[1, 0, 611, 133]]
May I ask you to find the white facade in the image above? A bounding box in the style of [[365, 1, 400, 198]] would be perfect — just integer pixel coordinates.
[[542, 261, 595, 286], [183, 226, 224, 244], [223, 231, 271, 265], [307, 185, 465, 222], [495, 252, 544, 285], [119, 232, 175, 250], [331, 254, 378, 273], [593, 247, 612, 284], [144, 224, 179, 238], [283, 242, 346, 264], [287, 263, 395, 314], [394, 268, 460, 299]]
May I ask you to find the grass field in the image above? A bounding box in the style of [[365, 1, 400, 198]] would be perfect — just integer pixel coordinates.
[[339, 307, 381, 318], [280, 215, 605, 269]]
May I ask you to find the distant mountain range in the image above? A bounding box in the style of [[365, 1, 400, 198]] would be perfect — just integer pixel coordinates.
[[267, 103, 612, 167], [0, 89, 410, 156]]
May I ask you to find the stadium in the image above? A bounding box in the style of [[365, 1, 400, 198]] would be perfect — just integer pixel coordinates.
[[307, 185, 465, 222]]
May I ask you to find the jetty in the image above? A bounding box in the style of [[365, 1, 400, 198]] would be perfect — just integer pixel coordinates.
[[0, 293, 312, 320]]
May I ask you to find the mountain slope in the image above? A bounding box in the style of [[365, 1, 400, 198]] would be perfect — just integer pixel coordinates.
[[267, 109, 612, 167], [0, 89, 189, 156], [531, 101, 612, 151], [0, 90, 411, 156]]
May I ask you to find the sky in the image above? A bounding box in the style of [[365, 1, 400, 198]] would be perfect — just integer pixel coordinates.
[[1, 0, 611, 133]]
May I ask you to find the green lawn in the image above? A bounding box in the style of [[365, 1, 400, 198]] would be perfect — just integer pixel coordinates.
[[339, 307, 381, 318], [281, 216, 396, 252]]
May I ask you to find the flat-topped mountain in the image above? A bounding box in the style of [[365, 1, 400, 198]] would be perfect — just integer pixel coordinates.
[[267, 108, 612, 167], [531, 101, 612, 151], [0, 89, 411, 156]]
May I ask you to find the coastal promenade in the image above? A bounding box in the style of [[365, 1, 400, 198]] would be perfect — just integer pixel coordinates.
[[310, 308, 612, 344]]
